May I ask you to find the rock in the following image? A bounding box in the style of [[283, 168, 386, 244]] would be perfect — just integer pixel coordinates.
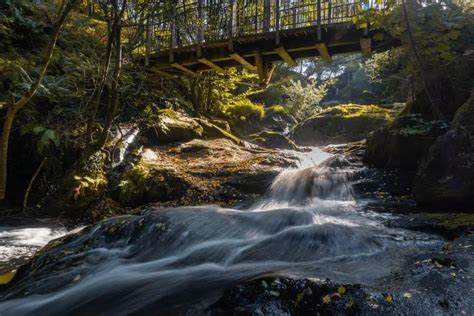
[[226, 168, 281, 195], [113, 161, 190, 207], [141, 109, 203, 144], [261, 112, 298, 133], [248, 131, 298, 150], [293, 104, 402, 146], [365, 114, 448, 170], [195, 118, 240, 144], [413, 92, 474, 210]]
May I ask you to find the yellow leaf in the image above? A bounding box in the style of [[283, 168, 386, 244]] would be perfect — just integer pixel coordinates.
[[384, 294, 393, 303], [338, 287, 347, 295], [0, 271, 16, 285], [322, 295, 331, 304]]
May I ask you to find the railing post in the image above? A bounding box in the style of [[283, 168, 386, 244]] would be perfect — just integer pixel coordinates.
[[264, 0, 271, 32], [275, 0, 280, 45], [317, 0, 322, 41], [169, 3, 177, 63], [328, 0, 332, 24], [197, 0, 204, 57], [229, 0, 237, 51]]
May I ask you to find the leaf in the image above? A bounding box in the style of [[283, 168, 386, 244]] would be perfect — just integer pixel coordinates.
[[338, 287, 347, 295], [322, 295, 331, 304], [403, 292, 412, 299], [384, 294, 393, 303], [0, 271, 16, 285]]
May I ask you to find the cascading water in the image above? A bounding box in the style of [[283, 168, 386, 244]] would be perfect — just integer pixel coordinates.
[[0, 147, 443, 315]]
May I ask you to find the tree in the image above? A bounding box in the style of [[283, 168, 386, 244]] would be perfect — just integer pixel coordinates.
[[0, 0, 80, 201]]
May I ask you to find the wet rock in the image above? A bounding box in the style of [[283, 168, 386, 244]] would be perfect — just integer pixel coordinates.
[[112, 162, 190, 207], [261, 112, 297, 133], [365, 114, 448, 170], [248, 131, 298, 150], [142, 109, 203, 144], [226, 168, 280, 195], [293, 104, 401, 146], [413, 92, 474, 209]]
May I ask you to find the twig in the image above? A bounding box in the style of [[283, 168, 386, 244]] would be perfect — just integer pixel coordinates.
[[23, 157, 48, 211]]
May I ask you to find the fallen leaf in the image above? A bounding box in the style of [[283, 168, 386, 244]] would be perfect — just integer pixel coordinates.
[[450, 272, 456, 277], [384, 294, 393, 303], [0, 271, 16, 285], [403, 292, 412, 299], [73, 275, 81, 282], [322, 295, 331, 304], [338, 286, 347, 295]]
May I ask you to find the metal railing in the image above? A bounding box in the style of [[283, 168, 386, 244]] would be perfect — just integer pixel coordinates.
[[144, 0, 389, 53]]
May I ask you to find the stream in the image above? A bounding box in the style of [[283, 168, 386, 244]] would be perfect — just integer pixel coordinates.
[[0, 147, 446, 315]]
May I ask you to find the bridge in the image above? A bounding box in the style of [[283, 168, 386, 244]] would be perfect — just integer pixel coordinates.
[[143, 0, 400, 81]]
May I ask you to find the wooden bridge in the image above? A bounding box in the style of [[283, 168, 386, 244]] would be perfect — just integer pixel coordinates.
[[143, 0, 400, 81]]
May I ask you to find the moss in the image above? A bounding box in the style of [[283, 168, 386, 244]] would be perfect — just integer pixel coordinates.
[[265, 105, 290, 116], [222, 99, 265, 123], [116, 160, 189, 207], [415, 213, 474, 231], [320, 103, 404, 120]]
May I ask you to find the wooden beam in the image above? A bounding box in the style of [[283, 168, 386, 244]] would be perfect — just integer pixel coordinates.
[[171, 63, 196, 76], [254, 50, 266, 82], [274, 46, 297, 66], [149, 67, 176, 79], [230, 53, 257, 72], [198, 58, 226, 73], [360, 38, 371, 56], [314, 43, 332, 63]]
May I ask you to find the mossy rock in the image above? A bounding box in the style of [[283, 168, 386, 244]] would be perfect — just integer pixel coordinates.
[[196, 118, 240, 144], [48, 151, 108, 219], [364, 114, 448, 170], [142, 109, 203, 144], [114, 161, 189, 207], [248, 131, 298, 150], [293, 104, 402, 146], [413, 92, 474, 210]]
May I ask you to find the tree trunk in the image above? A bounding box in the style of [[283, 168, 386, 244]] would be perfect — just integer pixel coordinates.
[[401, 0, 445, 121], [98, 0, 126, 148], [0, 1, 77, 201]]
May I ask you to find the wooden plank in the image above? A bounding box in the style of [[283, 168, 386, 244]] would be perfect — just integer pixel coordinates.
[[149, 67, 176, 79], [360, 38, 371, 56], [274, 46, 297, 66], [171, 63, 196, 76], [314, 43, 332, 63], [230, 53, 257, 72], [198, 58, 226, 73]]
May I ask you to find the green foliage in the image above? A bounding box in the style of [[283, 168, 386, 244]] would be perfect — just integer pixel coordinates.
[[20, 124, 60, 154], [282, 79, 329, 119], [221, 99, 265, 123]]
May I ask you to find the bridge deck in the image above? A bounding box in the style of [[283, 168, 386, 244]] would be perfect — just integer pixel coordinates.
[[143, 1, 399, 79]]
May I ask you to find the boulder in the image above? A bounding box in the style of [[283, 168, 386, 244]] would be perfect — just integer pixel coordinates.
[[248, 131, 298, 150], [364, 114, 448, 170], [413, 92, 474, 210], [142, 109, 203, 144], [293, 104, 402, 146], [113, 161, 190, 207]]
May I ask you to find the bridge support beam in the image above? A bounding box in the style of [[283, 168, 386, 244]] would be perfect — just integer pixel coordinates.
[[198, 58, 226, 73], [171, 63, 196, 76], [360, 38, 372, 56], [254, 50, 275, 85], [275, 46, 297, 67], [150, 67, 176, 79], [230, 53, 257, 72], [314, 43, 332, 64]]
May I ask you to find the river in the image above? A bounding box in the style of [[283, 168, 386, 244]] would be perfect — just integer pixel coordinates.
[[0, 147, 445, 315]]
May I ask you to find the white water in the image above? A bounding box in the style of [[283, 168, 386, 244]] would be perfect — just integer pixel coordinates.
[[0, 147, 443, 315], [0, 224, 66, 273]]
